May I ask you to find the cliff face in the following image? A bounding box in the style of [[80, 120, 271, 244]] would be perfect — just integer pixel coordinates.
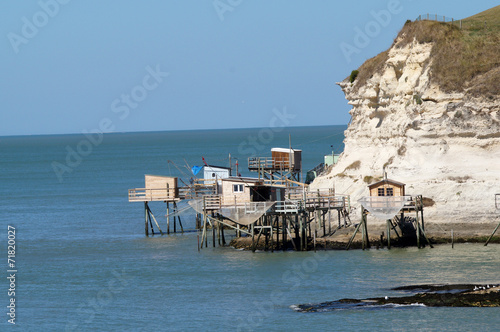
[[313, 27, 500, 223]]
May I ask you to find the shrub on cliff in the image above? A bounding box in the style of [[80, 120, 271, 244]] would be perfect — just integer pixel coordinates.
[[349, 70, 359, 83], [347, 6, 500, 96]]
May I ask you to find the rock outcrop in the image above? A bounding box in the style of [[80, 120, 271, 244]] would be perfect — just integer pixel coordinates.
[[313, 22, 500, 223]]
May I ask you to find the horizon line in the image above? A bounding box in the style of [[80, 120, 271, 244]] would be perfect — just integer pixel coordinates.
[[0, 123, 348, 139]]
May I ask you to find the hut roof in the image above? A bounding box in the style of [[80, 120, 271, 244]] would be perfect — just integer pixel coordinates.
[[222, 177, 263, 184], [368, 178, 406, 189], [271, 147, 302, 153], [204, 165, 231, 170]]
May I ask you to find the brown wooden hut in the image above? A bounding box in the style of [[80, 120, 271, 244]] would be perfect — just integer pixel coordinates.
[[368, 178, 405, 197]]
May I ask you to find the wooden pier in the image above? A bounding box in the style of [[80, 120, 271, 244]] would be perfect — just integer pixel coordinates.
[[194, 188, 351, 252], [128, 175, 217, 236], [347, 195, 431, 250]]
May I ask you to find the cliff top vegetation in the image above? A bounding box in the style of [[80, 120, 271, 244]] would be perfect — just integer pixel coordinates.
[[350, 5, 500, 97]]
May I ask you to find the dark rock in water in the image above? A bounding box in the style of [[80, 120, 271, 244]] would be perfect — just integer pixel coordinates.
[[293, 284, 500, 312]]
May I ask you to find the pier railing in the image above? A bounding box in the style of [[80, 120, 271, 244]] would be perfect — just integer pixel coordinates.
[[129, 185, 217, 202], [128, 188, 178, 202], [274, 200, 300, 213], [248, 157, 290, 170], [304, 195, 348, 210], [203, 195, 222, 210], [179, 185, 216, 200]]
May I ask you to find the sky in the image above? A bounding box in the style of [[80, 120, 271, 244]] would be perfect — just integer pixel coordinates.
[[1, 0, 498, 136]]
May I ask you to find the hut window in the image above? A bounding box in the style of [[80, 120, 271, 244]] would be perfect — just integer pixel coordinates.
[[233, 184, 244, 193], [378, 188, 385, 196], [386, 188, 394, 196]]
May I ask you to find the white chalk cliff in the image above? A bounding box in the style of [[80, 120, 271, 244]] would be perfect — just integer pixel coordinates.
[[313, 31, 500, 223]]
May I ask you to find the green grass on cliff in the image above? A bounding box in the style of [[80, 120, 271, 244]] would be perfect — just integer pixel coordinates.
[[351, 5, 500, 97]]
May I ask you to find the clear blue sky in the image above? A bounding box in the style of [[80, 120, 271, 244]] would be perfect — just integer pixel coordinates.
[[1, 0, 497, 136]]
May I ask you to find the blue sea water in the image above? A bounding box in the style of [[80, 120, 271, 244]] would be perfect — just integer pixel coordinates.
[[1, 126, 499, 331]]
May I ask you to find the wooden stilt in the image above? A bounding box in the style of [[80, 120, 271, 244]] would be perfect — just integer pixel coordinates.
[[322, 210, 326, 237], [272, 216, 276, 250], [251, 224, 254, 251], [196, 213, 201, 230], [390, 217, 402, 240], [361, 212, 366, 250], [217, 219, 221, 246], [145, 202, 155, 235], [212, 218, 216, 248], [328, 210, 332, 234], [362, 208, 370, 249], [166, 202, 170, 235], [253, 226, 264, 252], [415, 208, 421, 248], [144, 202, 149, 237], [419, 224, 433, 248], [264, 222, 268, 252], [287, 225, 297, 251], [485, 220, 500, 246], [146, 204, 163, 235], [221, 224, 226, 246], [202, 210, 208, 248], [386, 219, 391, 250], [282, 216, 287, 251], [148, 212, 155, 235], [178, 215, 184, 233], [313, 220, 317, 252], [295, 214, 299, 251], [419, 199, 425, 232], [299, 214, 304, 251], [307, 212, 312, 238], [346, 219, 363, 250]]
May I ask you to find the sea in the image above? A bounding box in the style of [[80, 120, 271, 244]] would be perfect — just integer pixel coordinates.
[[1, 126, 499, 331]]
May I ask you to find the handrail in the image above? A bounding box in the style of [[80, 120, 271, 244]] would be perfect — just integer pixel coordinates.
[[128, 188, 178, 202], [248, 156, 291, 169]]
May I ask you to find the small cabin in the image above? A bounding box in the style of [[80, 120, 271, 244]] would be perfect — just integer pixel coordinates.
[[368, 178, 405, 197], [220, 177, 286, 205], [271, 148, 302, 171], [220, 177, 263, 205], [324, 154, 340, 167], [204, 165, 231, 184], [144, 175, 178, 200]]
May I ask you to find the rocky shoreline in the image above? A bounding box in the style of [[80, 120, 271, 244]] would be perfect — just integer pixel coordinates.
[[293, 284, 500, 312]]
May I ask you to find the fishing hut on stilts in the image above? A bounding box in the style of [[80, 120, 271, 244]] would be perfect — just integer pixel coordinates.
[[347, 174, 431, 250], [190, 147, 352, 252], [128, 175, 215, 236], [128, 147, 352, 252]]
